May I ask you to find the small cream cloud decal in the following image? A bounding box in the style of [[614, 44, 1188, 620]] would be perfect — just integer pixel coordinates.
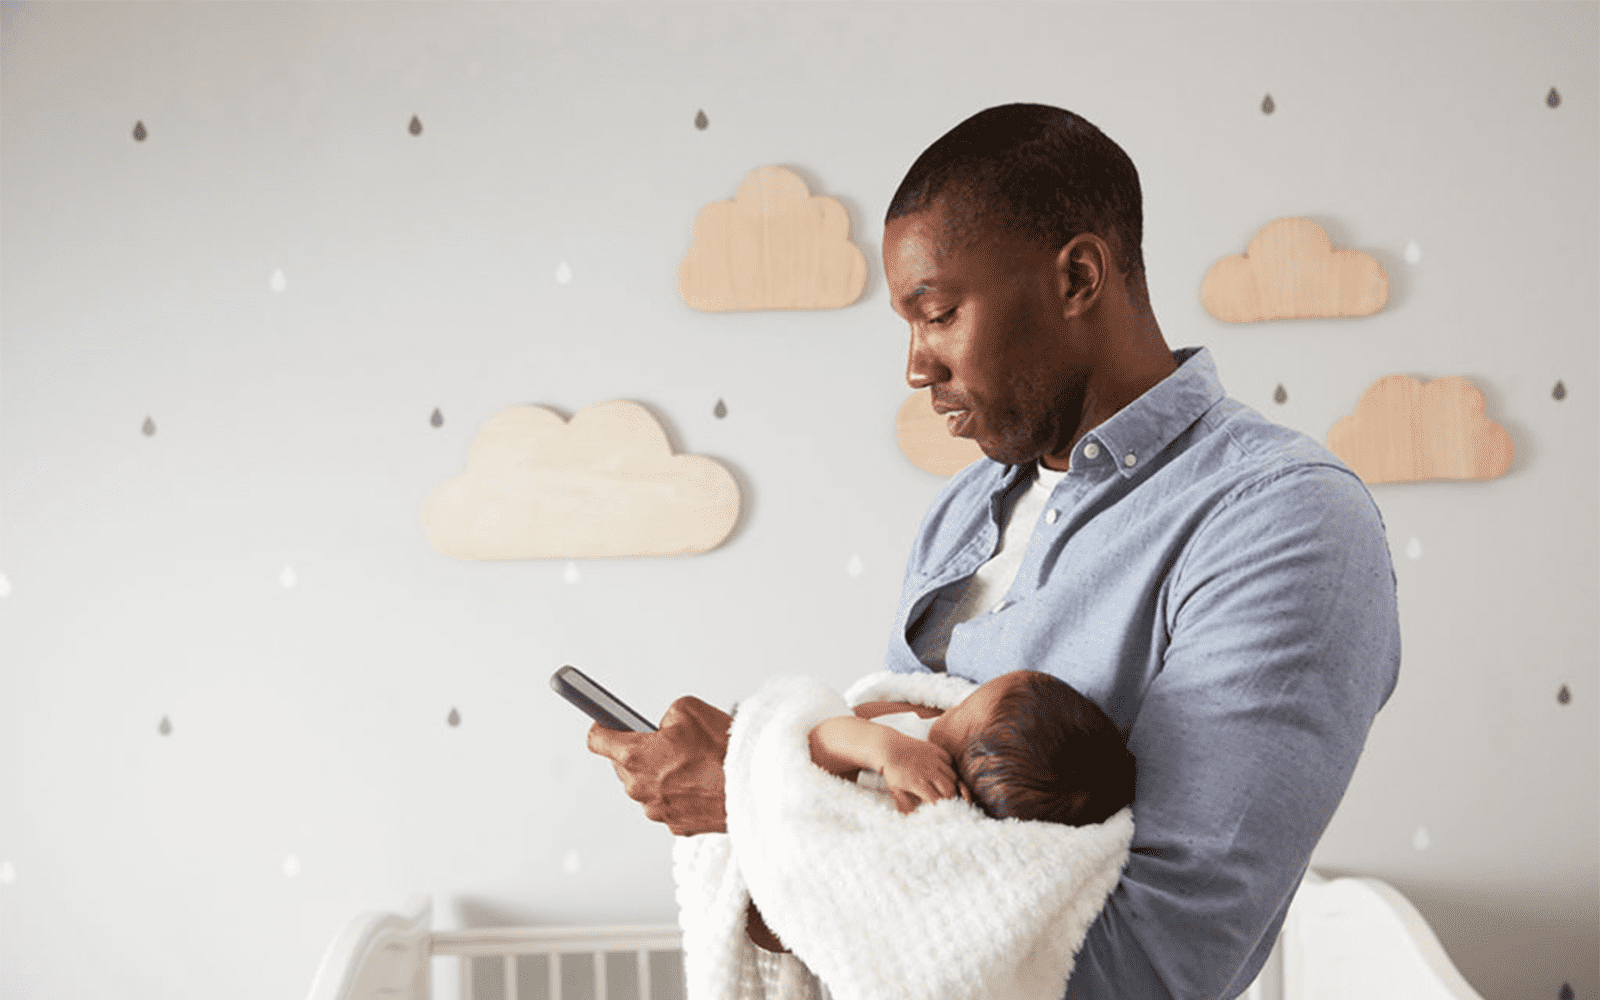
[[1327, 374, 1513, 484], [896, 389, 984, 476], [424, 400, 740, 558], [1202, 217, 1389, 322], [679, 165, 867, 311]]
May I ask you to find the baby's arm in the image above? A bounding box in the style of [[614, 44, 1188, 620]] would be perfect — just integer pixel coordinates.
[[808, 716, 963, 814], [806, 694, 940, 780]]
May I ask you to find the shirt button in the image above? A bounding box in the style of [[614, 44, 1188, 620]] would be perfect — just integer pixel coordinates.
[[1124, 452, 1137, 467], [1044, 509, 1059, 525], [1083, 442, 1100, 459]]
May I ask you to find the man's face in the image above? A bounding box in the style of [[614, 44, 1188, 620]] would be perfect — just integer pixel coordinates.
[[883, 201, 1091, 468]]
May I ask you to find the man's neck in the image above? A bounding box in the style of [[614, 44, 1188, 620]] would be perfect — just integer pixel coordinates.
[[1044, 318, 1176, 470]]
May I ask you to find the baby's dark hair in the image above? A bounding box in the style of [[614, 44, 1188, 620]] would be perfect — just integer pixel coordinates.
[[957, 671, 1135, 826]]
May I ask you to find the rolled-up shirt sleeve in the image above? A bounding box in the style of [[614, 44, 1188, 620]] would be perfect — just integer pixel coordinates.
[[1065, 464, 1401, 999]]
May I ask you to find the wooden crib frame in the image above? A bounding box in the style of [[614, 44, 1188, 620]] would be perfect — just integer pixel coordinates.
[[305, 870, 1485, 1000]]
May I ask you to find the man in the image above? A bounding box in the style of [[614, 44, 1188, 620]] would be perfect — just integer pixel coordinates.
[[591, 103, 1401, 999]]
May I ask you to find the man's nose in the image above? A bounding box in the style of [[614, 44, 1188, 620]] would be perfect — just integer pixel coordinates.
[[906, 330, 949, 390]]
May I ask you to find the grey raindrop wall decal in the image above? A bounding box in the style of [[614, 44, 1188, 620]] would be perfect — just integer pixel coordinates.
[[409, 115, 423, 135], [1273, 384, 1287, 405], [430, 407, 444, 428], [1260, 94, 1275, 115], [694, 109, 709, 130], [1547, 87, 1561, 109], [713, 398, 727, 419], [1560, 984, 1573, 1000], [142, 416, 157, 437], [159, 716, 172, 735], [1553, 380, 1567, 400], [1558, 685, 1571, 705], [447, 707, 460, 727], [132, 121, 148, 142]]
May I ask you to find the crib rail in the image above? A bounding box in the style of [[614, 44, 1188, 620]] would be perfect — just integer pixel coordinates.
[[310, 869, 1488, 1000], [432, 925, 683, 1000], [305, 897, 683, 1000]]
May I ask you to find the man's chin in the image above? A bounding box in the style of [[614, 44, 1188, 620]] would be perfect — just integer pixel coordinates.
[[973, 438, 1037, 468]]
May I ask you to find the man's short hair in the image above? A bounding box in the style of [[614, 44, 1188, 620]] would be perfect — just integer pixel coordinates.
[[958, 670, 1136, 827], [886, 103, 1146, 289]]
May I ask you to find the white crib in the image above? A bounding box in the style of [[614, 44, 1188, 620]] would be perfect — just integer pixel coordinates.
[[305, 869, 1485, 1000]]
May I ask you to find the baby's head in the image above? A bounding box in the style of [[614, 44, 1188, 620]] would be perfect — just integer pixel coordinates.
[[928, 670, 1135, 826]]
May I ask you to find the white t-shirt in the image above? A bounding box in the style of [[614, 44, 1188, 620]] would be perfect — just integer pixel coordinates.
[[911, 462, 1070, 671]]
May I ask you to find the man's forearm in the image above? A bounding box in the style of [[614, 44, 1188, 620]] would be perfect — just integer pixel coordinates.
[[746, 901, 787, 953]]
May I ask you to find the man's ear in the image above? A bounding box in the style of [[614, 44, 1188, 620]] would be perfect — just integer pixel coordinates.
[[1055, 233, 1109, 319]]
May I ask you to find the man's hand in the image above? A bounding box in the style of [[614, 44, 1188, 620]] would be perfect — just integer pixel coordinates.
[[586, 695, 732, 836]]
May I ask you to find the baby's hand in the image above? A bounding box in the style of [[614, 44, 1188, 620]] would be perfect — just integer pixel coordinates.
[[878, 736, 966, 814]]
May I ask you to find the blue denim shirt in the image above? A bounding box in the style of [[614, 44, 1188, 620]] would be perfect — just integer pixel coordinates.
[[886, 346, 1401, 999]]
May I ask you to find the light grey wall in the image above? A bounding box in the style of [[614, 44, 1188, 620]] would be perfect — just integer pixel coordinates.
[[1, 3, 1594, 999]]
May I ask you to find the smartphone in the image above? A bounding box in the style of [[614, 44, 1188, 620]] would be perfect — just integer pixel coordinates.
[[550, 665, 658, 732]]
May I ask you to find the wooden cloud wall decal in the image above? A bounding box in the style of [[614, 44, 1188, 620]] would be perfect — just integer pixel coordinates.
[[1327, 375, 1514, 484], [1203, 217, 1389, 322], [679, 165, 867, 311], [424, 400, 740, 558], [897, 389, 984, 476]]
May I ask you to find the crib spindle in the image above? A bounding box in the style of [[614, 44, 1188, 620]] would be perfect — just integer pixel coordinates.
[[458, 955, 471, 1000], [549, 951, 562, 1000], [593, 951, 607, 1000], [502, 954, 517, 1000], [636, 949, 651, 999]]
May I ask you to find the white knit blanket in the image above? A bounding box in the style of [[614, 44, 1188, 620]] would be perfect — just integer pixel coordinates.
[[673, 672, 1134, 1000]]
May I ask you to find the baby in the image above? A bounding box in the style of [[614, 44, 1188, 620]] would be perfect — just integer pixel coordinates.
[[808, 669, 1136, 825], [744, 669, 1136, 954]]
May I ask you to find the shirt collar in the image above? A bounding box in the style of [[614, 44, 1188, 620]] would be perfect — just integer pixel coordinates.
[[1088, 346, 1224, 479]]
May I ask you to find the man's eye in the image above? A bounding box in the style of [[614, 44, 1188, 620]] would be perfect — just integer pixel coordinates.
[[928, 309, 956, 326]]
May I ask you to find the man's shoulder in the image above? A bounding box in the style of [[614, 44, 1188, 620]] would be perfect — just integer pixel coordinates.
[[1177, 397, 1391, 550], [1188, 396, 1365, 492]]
